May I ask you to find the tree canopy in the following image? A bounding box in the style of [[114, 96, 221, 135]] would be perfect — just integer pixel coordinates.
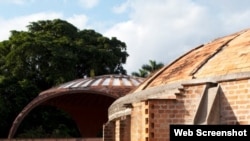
[[0, 19, 129, 138], [0, 19, 128, 86]]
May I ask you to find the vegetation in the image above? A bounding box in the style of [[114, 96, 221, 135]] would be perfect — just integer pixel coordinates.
[[0, 19, 129, 138], [131, 60, 164, 77]]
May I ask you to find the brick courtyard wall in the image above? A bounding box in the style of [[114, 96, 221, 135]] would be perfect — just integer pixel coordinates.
[[103, 121, 115, 141], [219, 79, 250, 124]]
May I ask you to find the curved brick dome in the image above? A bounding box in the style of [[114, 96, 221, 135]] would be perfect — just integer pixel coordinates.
[[108, 28, 250, 121], [133, 28, 250, 91], [9, 74, 144, 138]]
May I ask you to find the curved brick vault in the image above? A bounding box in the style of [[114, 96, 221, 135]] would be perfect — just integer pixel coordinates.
[[8, 74, 144, 138], [109, 28, 250, 118], [106, 28, 250, 141]]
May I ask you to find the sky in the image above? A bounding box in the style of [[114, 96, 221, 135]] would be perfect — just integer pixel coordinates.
[[1, 0, 250, 75]]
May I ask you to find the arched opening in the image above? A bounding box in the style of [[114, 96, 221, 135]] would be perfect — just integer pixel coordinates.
[[12, 92, 116, 138], [44, 93, 116, 137]]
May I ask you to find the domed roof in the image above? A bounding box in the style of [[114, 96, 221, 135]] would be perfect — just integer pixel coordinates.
[[40, 74, 145, 97], [8, 74, 145, 138], [134, 28, 250, 91], [108, 28, 250, 121]]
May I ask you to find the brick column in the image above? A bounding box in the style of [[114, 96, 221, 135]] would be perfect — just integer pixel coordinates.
[[131, 102, 147, 141]]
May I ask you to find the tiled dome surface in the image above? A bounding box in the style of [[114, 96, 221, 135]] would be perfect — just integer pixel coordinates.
[[135, 29, 250, 91]]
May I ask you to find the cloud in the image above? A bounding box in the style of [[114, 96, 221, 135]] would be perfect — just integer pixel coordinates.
[[0, 12, 63, 41], [0, 12, 90, 41], [66, 14, 89, 29], [78, 0, 99, 9], [105, 0, 250, 74], [105, 0, 209, 74]]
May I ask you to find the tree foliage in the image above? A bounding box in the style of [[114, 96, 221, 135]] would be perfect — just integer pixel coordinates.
[[131, 60, 164, 78], [1, 19, 128, 86], [0, 19, 129, 138]]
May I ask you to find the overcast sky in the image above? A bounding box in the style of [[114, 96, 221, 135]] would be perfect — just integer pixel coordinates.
[[1, 0, 250, 74]]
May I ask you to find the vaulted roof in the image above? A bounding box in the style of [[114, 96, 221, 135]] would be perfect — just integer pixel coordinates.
[[9, 74, 144, 138], [135, 29, 250, 91], [108, 28, 250, 121]]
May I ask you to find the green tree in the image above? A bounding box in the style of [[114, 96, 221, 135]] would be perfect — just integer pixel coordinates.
[[131, 69, 148, 78], [131, 60, 164, 77], [0, 19, 129, 138]]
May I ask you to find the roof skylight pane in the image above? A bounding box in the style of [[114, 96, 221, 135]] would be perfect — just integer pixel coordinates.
[[102, 78, 111, 85], [113, 78, 120, 86], [122, 78, 132, 86], [81, 80, 92, 87], [91, 78, 102, 86], [72, 79, 89, 87]]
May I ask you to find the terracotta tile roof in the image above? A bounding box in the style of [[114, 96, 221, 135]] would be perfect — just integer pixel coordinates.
[[135, 28, 250, 91]]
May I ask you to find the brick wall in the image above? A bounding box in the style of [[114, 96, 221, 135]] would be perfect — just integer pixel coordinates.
[[182, 84, 207, 124], [147, 99, 172, 141], [120, 116, 131, 141], [219, 79, 250, 124], [125, 84, 207, 141], [104, 115, 131, 141], [104, 78, 250, 141]]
